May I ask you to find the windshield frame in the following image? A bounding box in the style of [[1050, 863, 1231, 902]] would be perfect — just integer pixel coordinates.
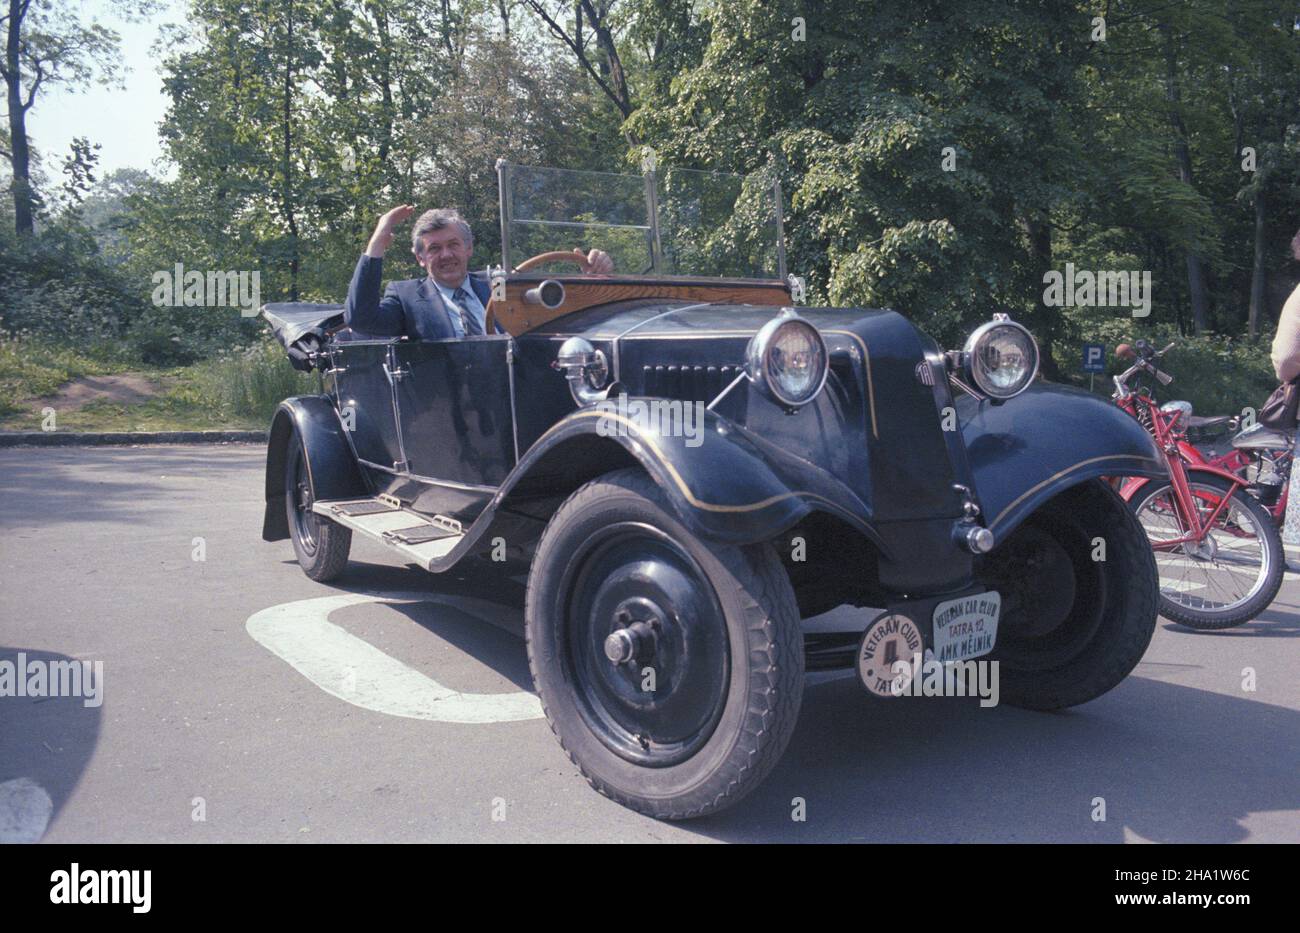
[[494, 159, 788, 283]]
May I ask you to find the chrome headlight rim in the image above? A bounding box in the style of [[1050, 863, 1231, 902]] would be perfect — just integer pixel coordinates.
[[962, 318, 1039, 400], [745, 312, 830, 409], [1159, 399, 1192, 431]]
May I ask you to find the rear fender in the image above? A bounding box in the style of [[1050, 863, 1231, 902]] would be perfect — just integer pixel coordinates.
[[958, 384, 1166, 539], [262, 396, 368, 541]]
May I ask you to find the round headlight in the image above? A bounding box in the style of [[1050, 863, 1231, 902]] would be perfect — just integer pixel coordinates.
[[746, 314, 829, 409], [963, 319, 1039, 399]]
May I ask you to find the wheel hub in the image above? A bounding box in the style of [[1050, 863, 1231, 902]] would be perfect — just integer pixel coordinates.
[[1181, 535, 1218, 561], [288, 451, 319, 553], [603, 600, 663, 665], [980, 517, 1103, 671], [994, 528, 1077, 637], [562, 524, 730, 767]]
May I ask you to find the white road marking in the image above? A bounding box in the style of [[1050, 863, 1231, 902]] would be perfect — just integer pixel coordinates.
[[246, 593, 544, 724], [0, 777, 53, 844]]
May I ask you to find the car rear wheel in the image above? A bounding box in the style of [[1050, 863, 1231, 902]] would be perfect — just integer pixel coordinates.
[[525, 468, 803, 820], [284, 430, 351, 582], [977, 480, 1157, 710]]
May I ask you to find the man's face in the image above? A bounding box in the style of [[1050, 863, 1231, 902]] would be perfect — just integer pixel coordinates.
[[416, 226, 472, 288]]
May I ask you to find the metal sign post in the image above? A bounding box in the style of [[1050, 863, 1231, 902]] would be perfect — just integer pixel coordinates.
[[1082, 343, 1106, 393]]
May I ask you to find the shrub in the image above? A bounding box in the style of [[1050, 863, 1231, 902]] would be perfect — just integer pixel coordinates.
[[1051, 316, 1276, 417], [185, 341, 315, 424]]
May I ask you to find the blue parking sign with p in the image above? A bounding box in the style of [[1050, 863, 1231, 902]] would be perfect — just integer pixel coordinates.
[[1082, 344, 1106, 373]]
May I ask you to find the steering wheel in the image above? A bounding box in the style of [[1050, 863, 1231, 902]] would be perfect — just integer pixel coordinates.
[[493, 249, 598, 333], [512, 249, 593, 273]]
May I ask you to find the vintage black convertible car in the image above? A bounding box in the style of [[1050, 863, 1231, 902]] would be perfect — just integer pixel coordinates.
[[261, 162, 1166, 819]]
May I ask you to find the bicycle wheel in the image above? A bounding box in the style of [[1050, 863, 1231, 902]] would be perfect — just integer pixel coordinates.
[[1129, 473, 1284, 629]]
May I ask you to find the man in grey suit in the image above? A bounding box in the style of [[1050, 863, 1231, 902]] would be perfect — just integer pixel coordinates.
[[345, 205, 612, 339]]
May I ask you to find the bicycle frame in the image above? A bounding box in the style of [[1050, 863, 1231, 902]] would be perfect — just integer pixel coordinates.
[[1113, 359, 1249, 548], [1204, 446, 1291, 523]]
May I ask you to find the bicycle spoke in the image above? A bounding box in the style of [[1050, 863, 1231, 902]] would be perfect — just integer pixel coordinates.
[[1138, 483, 1270, 612]]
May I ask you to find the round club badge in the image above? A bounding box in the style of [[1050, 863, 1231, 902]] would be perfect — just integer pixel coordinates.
[[856, 613, 924, 697]]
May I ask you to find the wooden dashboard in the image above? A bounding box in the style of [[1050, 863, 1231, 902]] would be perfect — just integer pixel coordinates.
[[485, 274, 792, 335]]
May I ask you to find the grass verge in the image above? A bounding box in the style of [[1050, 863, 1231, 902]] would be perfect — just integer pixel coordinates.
[[0, 338, 314, 432]]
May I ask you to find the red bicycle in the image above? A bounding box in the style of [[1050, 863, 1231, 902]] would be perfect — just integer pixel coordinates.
[[1199, 425, 1292, 525], [1113, 340, 1284, 629], [1124, 385, 1292, 527]]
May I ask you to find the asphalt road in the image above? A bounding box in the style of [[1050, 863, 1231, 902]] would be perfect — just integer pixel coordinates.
[[2, 445, 1298, 843]]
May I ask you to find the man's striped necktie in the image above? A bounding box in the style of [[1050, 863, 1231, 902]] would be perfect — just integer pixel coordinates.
[[452, 287, 483, 336]]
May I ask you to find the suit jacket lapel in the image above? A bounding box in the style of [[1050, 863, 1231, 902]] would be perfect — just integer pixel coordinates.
[[415, 277, 450, 338], [468, 273, 499, 333], [469, 273, 492, 308]]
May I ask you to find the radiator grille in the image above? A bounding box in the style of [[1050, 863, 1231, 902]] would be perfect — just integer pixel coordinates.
[[640, 359, 859, 405], [642, 364, 742, 403]]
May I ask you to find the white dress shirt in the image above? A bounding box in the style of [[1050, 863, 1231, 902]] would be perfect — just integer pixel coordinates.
[[431, 276, 487, 337]]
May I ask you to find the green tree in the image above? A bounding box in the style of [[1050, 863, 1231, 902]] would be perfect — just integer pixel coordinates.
[[1225, 1, 1300, 336], [629, 0, 1101, 375], [1, 0, 154, 235]]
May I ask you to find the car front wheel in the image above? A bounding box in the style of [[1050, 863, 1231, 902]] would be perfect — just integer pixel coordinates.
[[525, 468, 803, 820]]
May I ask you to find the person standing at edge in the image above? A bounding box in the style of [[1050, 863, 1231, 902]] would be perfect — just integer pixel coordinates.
[[1269, 228, 1300, 545]]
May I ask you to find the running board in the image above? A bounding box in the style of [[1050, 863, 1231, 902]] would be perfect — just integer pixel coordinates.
[[313, 498, 464, 569]]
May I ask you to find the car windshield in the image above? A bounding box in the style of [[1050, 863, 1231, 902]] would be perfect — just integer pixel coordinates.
[[496, 162, 786, 280]]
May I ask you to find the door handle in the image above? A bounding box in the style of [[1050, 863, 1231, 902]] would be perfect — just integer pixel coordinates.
[[383, 362, 410, 382]]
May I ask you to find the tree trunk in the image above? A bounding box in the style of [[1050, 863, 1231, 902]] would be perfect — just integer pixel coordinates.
[[4, 0, 34, 236], [585, 4, 630, 118], [1025, 211, 1061, 381], [1161, 20, 1210, 333], [283, 0, 299, 300], [1249, 189, 1267, 337], [1183, 248, 1209, 333], [376, 5, 393, 167]]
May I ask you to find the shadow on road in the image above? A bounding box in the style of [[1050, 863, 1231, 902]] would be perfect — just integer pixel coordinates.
[[1159, 601, 1300, 638], [0, 447, 263, 528], [0, 647, 101, 843], [265, 556, 1300, 842], [273, 557, 533, 690], [685, 673, 1300, 842]]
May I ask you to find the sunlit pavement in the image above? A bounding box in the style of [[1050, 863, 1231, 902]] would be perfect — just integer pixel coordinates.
[[2, 446, 1297, 843]]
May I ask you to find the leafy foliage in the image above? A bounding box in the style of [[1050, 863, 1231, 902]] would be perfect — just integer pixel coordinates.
[[2, 0, 1297, 434]]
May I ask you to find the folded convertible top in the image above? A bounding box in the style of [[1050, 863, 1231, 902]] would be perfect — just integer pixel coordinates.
[[261, 302, 345, 348]]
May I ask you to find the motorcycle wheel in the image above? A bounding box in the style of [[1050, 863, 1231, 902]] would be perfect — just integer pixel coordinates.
[[1129, 473, 1284, 629]]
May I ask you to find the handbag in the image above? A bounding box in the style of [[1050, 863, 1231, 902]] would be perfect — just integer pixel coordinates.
[[1258, 377, 1300, 430]]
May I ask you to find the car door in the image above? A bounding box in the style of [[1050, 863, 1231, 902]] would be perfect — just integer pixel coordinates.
[[390, 336, 517, 515], [329, 338, 407, 473]]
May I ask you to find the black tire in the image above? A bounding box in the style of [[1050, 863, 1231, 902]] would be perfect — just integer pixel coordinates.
[[1128, 472, 1284, 630], [284, 430, 351, 582], [977, 480, 1157, 710], [525, 468, 803, 820]]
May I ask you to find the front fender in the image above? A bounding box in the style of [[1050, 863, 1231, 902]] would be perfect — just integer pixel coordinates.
[[957, 384, 1166, 539], [501, 402, 887, 550], [262, 396, 369, 541]]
